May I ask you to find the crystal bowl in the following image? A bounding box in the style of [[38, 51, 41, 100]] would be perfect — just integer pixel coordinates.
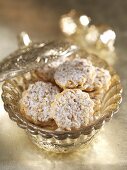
[[1, 56, 122, 153]]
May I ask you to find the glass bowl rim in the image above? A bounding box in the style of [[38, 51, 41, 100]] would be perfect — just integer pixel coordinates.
[[1, 53, 122, 139]]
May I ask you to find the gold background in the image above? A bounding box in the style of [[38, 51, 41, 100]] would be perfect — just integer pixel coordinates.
[[0, 0, 127, 169]]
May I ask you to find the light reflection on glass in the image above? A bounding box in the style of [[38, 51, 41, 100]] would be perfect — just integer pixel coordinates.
[[85, 26, 99, 43], [20, 32, 31, 46], [79, 15, 90, 26], [60, 17, 77, 35], [100, 30, 116, 44], [0, 83, 6, 118]]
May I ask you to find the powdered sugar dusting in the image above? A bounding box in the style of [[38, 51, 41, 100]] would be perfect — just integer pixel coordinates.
[[54, 59, 96, 89], [93, 67, 111, 89], [20, 81, 60, 123], [54, 58, 111, 91], [51, 89, 94, 130]]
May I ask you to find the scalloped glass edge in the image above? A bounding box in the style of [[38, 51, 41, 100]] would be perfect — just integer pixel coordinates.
[[1, 48, 123, 152]]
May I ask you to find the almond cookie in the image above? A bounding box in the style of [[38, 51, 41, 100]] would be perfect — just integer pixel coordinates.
[[19, 81, 60, 126], [51, 89, 94, 131], [54, 59, 96, 90]]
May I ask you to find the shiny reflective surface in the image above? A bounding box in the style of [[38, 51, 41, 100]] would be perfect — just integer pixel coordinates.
[[0, 0, 127, 169], [2, 55, 122, 153], [60, 10, 117, 65], [0, 40, 78, 82]]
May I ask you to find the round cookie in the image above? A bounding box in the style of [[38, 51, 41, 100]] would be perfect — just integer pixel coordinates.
[[19, 81, 60, 126], [54, 59, 96, 90], [51, 89, 94, 131]]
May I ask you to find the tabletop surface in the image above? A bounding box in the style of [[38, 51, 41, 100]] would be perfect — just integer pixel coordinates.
[[0, 0, 127, 170]]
